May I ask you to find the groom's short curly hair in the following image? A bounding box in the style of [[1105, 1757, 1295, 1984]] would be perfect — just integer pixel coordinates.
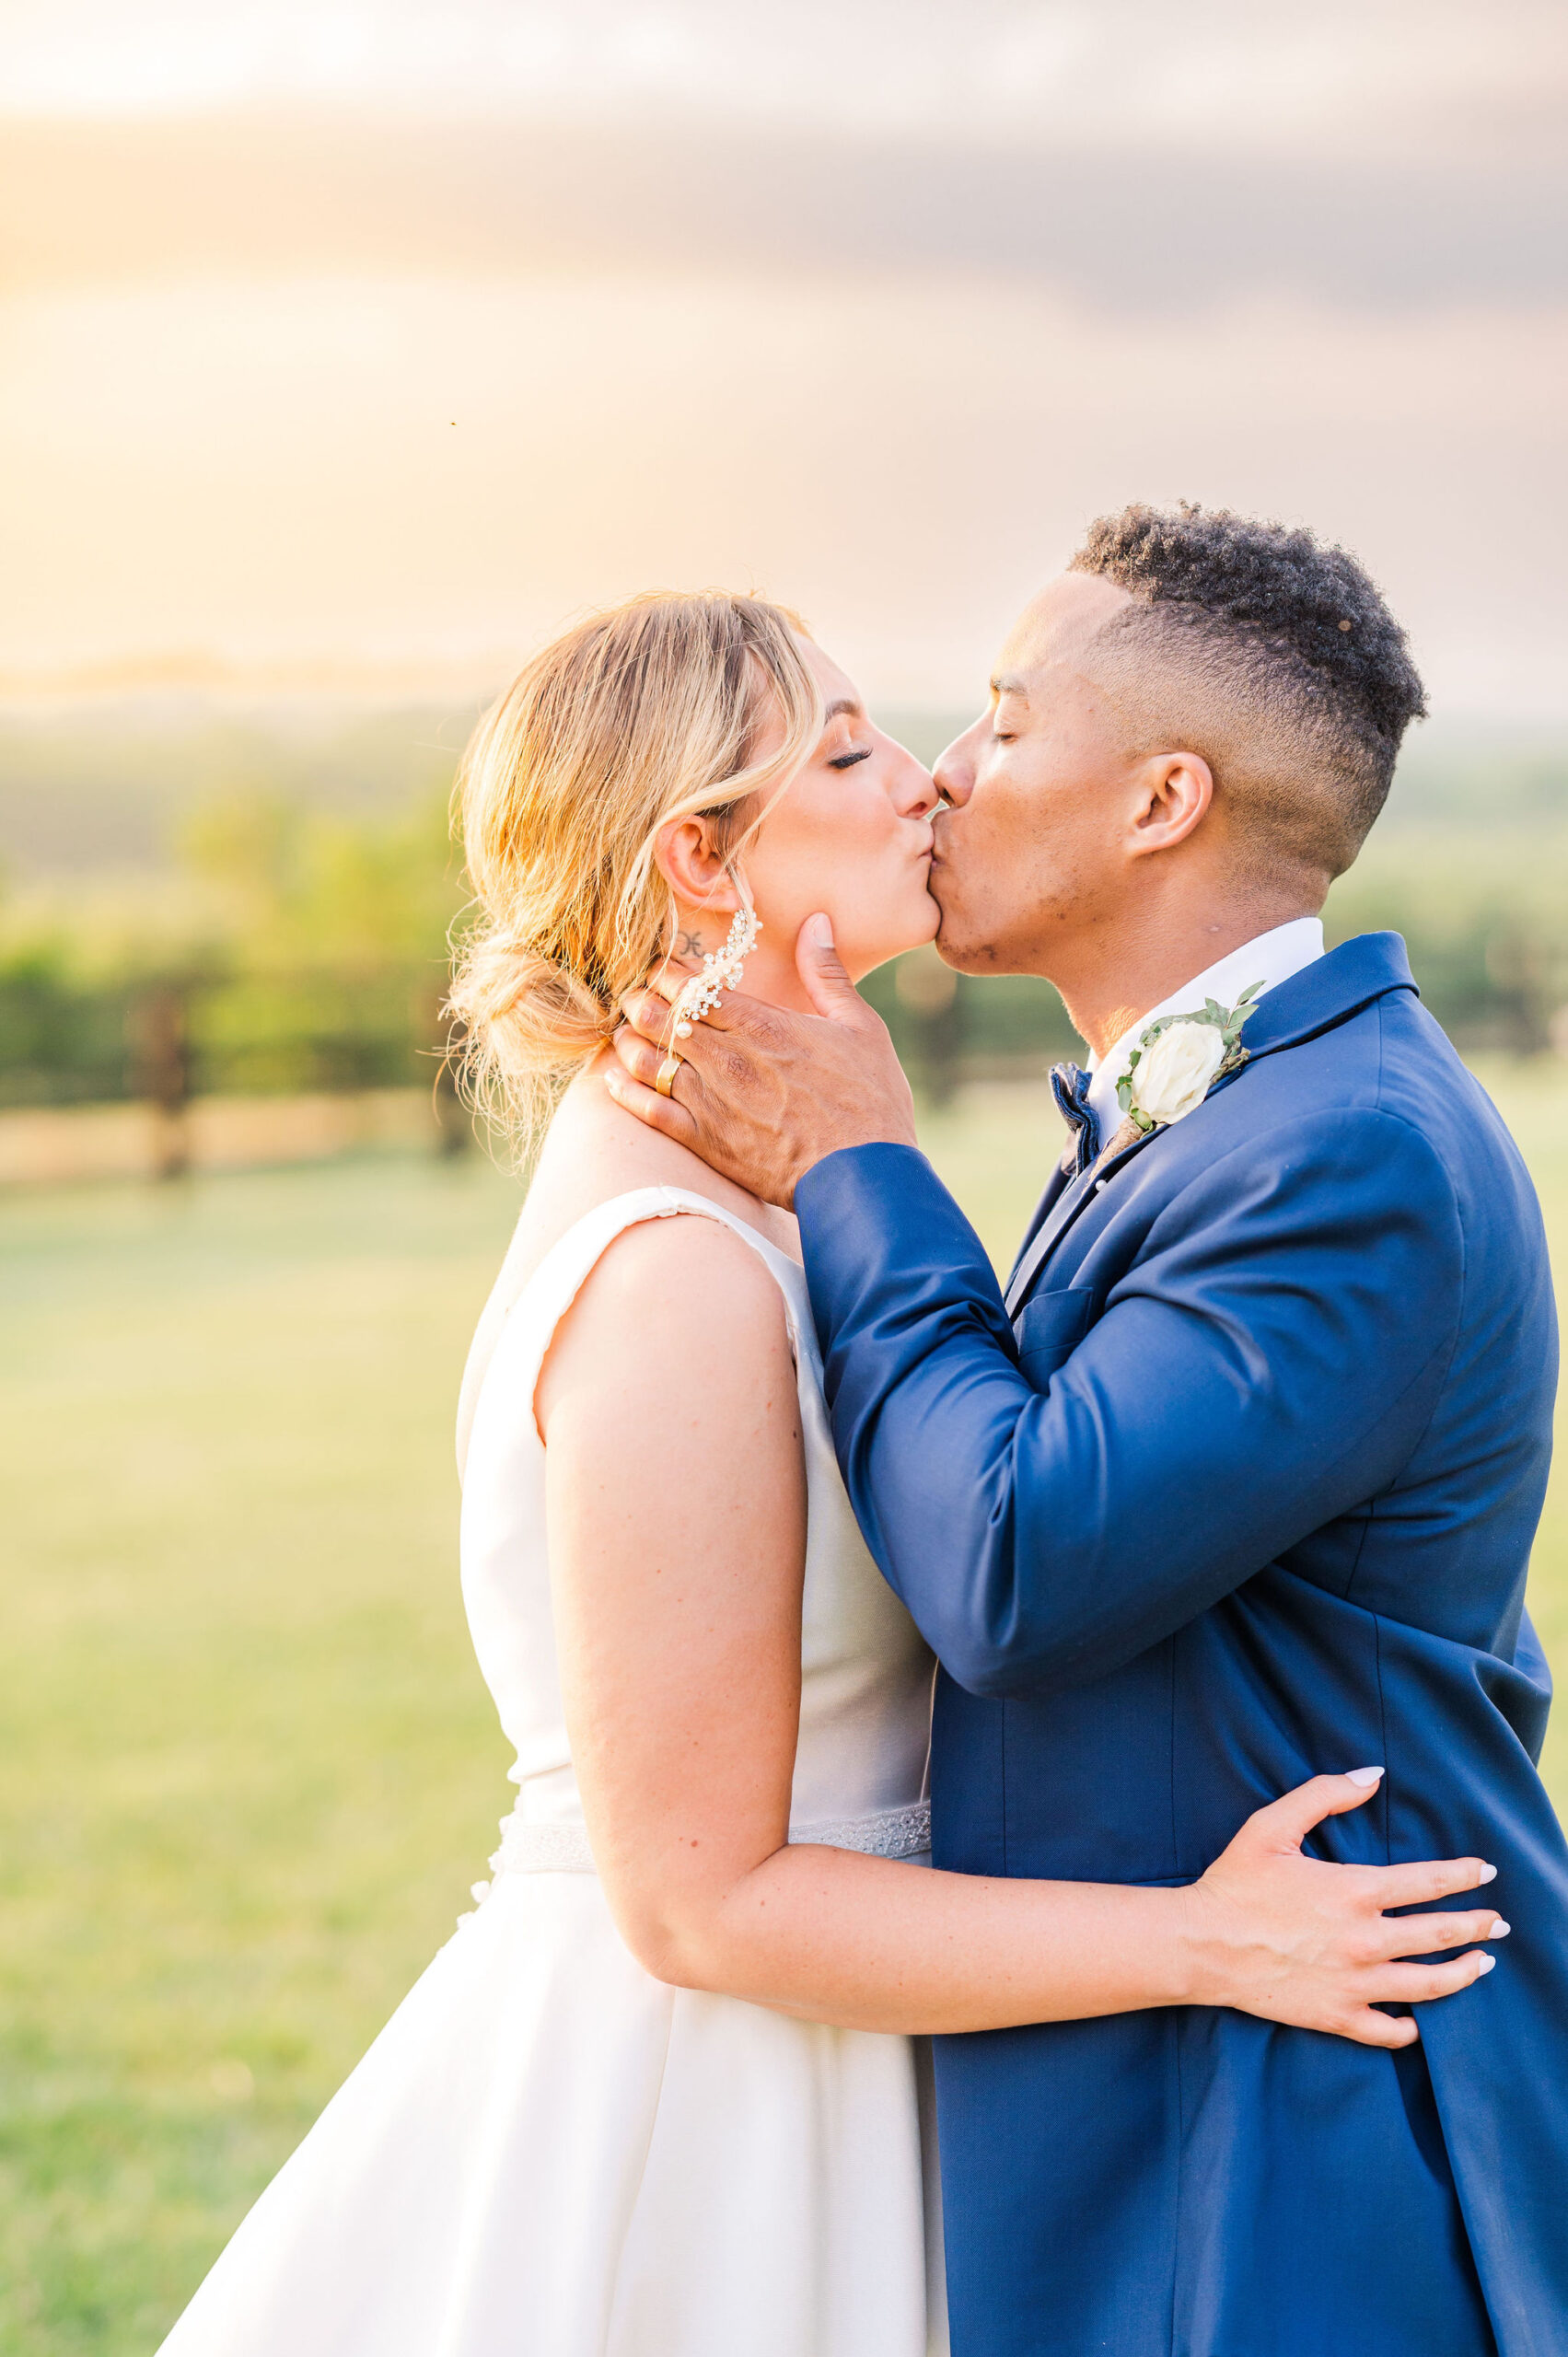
[[1070, 504, 1426, 881]]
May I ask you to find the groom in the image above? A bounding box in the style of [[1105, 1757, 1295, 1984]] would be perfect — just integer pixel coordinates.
[[610, 505, 1566, 2356]]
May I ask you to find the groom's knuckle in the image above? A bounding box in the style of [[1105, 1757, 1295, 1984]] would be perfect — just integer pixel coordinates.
[[730, 999, 778, 1049]]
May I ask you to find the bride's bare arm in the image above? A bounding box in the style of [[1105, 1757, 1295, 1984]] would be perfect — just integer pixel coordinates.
[[537, 1215, 1504, 2054]]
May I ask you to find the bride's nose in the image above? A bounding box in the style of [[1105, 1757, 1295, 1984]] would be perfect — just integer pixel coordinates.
[[888, 748, 939, 818]]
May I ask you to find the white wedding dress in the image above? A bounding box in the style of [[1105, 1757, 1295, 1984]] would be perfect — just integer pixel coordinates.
[[159, 1186, 948, 2356]]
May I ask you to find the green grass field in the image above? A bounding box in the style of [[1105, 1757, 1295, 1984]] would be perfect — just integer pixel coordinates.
[[2, 1072, 1564, 2355]]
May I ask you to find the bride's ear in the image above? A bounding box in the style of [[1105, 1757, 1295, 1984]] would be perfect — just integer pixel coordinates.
[[653, 817, 743, 915]]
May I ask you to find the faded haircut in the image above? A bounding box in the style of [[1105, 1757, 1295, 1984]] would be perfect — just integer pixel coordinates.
[[1070, 503, 1427, 883]]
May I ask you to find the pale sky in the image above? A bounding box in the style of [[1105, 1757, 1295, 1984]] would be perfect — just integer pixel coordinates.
[[1, 1, 1565, 715], [6, 1, 1564, 150]]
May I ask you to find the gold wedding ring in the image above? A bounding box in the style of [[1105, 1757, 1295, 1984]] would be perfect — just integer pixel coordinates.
[[655, 1049, 683, 1097]]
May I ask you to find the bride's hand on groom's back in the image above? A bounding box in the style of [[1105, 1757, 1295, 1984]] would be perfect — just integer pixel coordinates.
[[1182, 1769, 1507, 2049], [608, 915, 918, 1207]]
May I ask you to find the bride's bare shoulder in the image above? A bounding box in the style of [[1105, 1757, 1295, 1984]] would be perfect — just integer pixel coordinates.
[[532, 1087, 796, 1435], [519, 1057, 797, 1265]]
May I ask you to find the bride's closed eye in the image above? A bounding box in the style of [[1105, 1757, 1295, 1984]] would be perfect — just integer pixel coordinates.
[[828, 745, 872, 772]]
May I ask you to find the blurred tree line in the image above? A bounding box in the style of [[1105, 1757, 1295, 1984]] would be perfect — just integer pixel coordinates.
[[2, 730, 1565, 1119], [0, 792, 464, 1113]]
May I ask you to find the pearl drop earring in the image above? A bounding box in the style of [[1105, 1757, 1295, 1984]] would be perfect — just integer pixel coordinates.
[[672, 905, 761, 1036]]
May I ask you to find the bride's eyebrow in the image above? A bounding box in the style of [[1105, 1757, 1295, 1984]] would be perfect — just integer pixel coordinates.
[[822, 697, 863, 725]]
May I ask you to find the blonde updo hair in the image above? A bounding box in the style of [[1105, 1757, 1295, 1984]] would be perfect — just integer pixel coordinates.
[[447, 590, 822, 1159]]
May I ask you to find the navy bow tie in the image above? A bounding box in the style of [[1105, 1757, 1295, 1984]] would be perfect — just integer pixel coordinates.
[[1050, 1061, 1100, 1176]]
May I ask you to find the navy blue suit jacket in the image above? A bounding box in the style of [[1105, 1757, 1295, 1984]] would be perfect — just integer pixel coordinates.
[[795, 935, 1565, 2357]]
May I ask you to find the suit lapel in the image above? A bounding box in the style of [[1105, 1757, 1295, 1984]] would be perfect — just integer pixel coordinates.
[[1005, 1120, 1167, 1314], [1005, 1167, 1096, 1313], [1003, 935, 1422, 1320], [1005, 1160, 1073, 1296]]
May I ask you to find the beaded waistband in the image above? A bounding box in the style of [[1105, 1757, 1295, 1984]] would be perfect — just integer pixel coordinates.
[[482, 1797, 932, 1881]]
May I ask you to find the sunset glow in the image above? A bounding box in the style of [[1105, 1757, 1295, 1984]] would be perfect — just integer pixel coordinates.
[[2, 1, 1564, 714]]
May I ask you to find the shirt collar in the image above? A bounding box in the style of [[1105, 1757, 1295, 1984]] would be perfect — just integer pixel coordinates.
[[1085, 916, 1326, 1138]]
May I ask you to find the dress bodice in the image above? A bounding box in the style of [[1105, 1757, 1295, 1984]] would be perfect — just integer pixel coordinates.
[[457, 1188, 935, 1852]]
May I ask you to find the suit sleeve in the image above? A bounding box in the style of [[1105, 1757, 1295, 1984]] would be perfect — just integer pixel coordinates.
[[794, 1115, 1465, 1700]]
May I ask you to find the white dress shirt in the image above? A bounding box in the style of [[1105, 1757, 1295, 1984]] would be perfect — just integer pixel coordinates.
[[1085, 917, 1326, 1143]]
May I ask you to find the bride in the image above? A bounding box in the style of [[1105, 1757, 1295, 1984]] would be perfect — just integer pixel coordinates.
[[158, 592, 1502, 2357]]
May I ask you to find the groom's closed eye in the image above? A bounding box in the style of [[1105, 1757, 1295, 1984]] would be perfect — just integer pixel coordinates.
[[989, 683, 1028, 743]]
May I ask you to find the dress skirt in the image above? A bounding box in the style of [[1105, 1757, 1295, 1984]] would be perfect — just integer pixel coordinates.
[[157, 1868, 947, 2357]]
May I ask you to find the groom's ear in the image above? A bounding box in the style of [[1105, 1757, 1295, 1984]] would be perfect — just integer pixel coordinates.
[[1127, 750, 1213, 858]]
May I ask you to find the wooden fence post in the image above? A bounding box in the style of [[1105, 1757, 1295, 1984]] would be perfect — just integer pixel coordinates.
[[127, 982, 192, 1180]]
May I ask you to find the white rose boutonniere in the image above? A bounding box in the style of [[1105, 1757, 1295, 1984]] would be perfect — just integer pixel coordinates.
[[1117, 982, 1264, 1137]]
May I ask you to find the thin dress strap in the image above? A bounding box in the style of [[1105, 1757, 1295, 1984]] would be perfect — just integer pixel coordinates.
[[456, 1186, 804, 1485]]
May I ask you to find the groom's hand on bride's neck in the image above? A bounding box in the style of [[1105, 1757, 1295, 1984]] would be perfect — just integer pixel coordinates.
[[607, 914, 919, 1210]]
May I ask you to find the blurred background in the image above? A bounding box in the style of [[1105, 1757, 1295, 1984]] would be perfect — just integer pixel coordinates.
[[2, 5, 1565, 2349]]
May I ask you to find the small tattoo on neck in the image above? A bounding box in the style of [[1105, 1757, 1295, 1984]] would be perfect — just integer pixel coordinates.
[[675, 929, 705, 958]]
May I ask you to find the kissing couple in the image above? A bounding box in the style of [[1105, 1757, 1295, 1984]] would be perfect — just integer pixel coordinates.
[[159, 505, 1565, 2357]]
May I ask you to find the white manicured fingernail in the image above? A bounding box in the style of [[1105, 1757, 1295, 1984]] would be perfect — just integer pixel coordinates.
[[1491, 1920, 1510, 1938], [1346, 1767, 1385, 1787], [1477, 1954, 1496, 1973], [1479, 1863, 1498, 1883]]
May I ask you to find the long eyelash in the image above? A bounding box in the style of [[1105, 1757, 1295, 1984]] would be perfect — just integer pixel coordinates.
[[828, 748, 872, 771]]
